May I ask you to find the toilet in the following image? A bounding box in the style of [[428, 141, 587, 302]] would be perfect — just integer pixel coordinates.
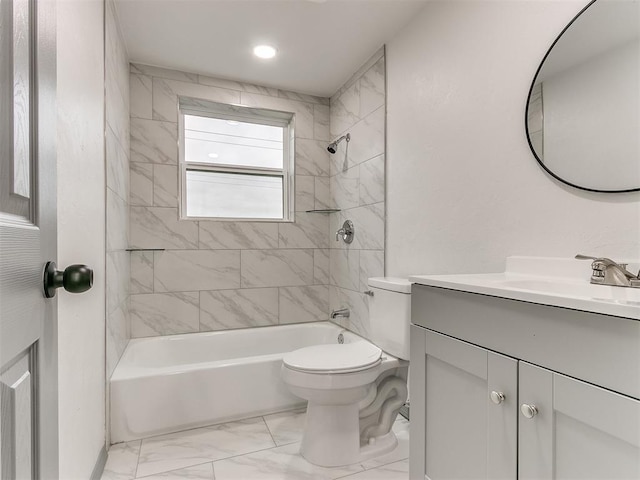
[[281, 277, 411, 467]]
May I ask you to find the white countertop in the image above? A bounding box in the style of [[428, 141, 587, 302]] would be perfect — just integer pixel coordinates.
[[409, 256, 640, 320]]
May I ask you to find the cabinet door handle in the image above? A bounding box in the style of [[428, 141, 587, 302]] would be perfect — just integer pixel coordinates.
[[520, 403, 538, 419], [490, 391, 505, 405]]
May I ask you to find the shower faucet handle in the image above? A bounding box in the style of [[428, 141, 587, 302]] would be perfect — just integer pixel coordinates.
[[335, 220, 354, 244]]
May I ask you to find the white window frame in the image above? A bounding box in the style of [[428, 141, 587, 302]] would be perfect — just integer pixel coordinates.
[[178, 97, 295, 222]]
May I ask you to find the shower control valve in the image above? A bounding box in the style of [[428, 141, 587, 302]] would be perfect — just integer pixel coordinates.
[[336, 220, 354, 244]]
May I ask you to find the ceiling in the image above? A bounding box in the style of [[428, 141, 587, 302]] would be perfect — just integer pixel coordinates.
[[113, 0, 427, 98]]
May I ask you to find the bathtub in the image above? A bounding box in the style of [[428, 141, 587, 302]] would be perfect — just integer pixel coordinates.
[[110, 321, 353, 443]]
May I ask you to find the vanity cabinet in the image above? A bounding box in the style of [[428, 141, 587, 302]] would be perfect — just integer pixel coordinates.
[[409, 284, 640, 480], [518, 362, 640, 480], [416, 330, 518, 479]]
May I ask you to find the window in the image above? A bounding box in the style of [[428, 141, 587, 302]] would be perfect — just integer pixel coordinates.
[[179, 98, 295, 221]]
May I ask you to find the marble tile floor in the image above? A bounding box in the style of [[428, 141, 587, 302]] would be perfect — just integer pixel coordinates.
[[102, 409, 409, 480]]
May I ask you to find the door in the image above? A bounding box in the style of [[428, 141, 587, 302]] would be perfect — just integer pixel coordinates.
[[417, 329, 518, 480], [0, 0, 57, 478], [519, 362, 640, 480]]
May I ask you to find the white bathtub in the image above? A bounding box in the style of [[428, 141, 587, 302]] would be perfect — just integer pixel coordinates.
[[110, 322, 353, 443]]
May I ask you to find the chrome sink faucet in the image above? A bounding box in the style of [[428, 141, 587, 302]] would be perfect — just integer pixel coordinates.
[[575, 254, 640, 288]]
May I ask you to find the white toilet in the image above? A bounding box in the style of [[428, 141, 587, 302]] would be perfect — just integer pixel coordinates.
[[281, 277, 411, 467]]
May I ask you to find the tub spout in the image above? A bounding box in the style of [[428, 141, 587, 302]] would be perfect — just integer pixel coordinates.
[[331, 308, 350, 319]]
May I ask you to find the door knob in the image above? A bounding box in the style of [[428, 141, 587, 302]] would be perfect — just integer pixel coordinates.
[[490, 391, 505, 405], [43, 261, 93, 298], [520, 403, 538, 419]]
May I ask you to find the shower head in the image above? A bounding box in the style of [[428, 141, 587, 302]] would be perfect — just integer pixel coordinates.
[[327, 133, 350, 154]]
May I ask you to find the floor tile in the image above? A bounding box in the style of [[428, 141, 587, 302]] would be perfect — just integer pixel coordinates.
[[136, 463, 214, 479], [109, 411, 410, 480], [213, 441, 365, 480], [101, 440, 141, 480], [136, 417, 276, 477], [337, 459, 409, 480], [360, 418, 410, 470], [263, 408, 307, 446]]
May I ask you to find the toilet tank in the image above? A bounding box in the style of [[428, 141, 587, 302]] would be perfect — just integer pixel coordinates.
[[367, 277, 411, 360]]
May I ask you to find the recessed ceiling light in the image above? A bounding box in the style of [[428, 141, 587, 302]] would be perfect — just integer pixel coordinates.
[[226, 120, 239, 126], [253, 45, 277, 59], [208, 153, 219, 159]]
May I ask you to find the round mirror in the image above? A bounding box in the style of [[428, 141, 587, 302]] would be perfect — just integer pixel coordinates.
[[525, 0, 640, 193]]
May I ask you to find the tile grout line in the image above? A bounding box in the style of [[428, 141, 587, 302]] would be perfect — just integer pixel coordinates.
[[133, 460, 214, 479], [131, 413, 280, 444], [133, 438, 142, 479], [260, 415, 278, 448], [134, 439, 284, 479], [124, 413, 405, 479], [362, 455, 410, 472], [331, 465, 367, 480], [207, 442, 290, 471], [333, 458, 410, 479]]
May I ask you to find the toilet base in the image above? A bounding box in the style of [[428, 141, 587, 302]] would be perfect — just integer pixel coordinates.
[[300, 401, 398, 467], [358, 430, 398, 463]]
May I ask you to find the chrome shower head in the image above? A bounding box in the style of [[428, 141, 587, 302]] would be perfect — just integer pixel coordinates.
[[327, 133, 350, 154]]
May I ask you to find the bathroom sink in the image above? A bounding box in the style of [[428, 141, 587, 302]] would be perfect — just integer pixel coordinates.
[[410, 256, 640, 320]]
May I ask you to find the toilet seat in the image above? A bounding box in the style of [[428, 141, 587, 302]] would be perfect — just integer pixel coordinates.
[[283, 342, 382, 374]]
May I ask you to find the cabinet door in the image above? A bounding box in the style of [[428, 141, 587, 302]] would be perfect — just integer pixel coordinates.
[[422, 330, 518, 480], [519, 362, 640, 480]]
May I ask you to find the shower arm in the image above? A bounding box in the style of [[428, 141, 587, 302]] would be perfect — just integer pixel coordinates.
[[327, 133, 351, 154]]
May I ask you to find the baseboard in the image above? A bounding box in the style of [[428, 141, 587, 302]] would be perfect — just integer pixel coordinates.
[[90, 444, 108, 480]]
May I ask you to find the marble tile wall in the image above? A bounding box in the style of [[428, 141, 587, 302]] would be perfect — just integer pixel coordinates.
[[128, 64, 332, 337], [328, 48, 386, 340], [105, 0, 130, 380]]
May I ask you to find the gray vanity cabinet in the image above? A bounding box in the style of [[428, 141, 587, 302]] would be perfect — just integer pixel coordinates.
[[410, 284, 640, 480], [414, 329, 518, 480], [519, 362, 640, 480]]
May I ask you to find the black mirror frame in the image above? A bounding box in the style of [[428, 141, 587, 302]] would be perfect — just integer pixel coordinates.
[[524, 0, 640, 193]]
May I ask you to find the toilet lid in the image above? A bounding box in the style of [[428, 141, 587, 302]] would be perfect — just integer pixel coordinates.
[[283, 341, 382, 373]]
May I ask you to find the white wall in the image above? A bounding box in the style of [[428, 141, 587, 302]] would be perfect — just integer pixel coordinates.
[[57, 0, 106, 477], [386, 0, 640, 278]]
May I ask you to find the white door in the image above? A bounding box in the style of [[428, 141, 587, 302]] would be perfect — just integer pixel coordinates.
[[0, 0, 58, 477], [519, 362, 640, 480], [422, 330, 518, 480]]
